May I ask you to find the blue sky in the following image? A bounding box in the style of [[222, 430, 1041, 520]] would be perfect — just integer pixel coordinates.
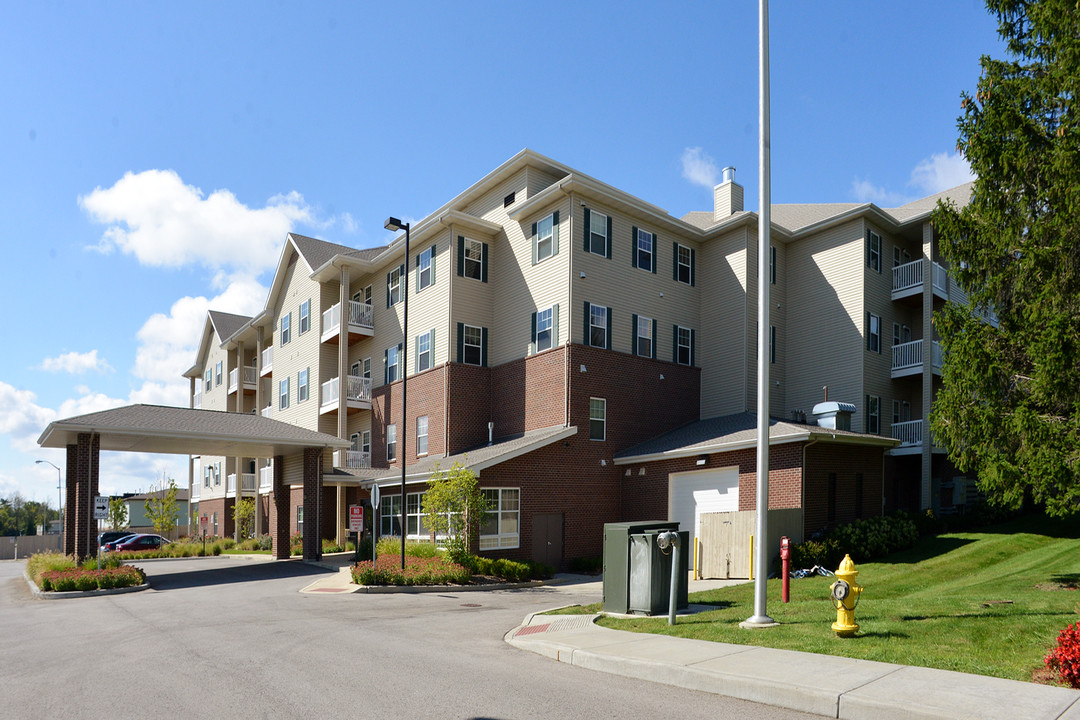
[[1, 1, 1002, 505]]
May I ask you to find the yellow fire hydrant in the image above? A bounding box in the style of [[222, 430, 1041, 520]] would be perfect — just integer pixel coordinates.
[[829, 554, 863, 638]]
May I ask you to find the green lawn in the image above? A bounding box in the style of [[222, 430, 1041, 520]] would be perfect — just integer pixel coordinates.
[[581, 514, 1080, 684]]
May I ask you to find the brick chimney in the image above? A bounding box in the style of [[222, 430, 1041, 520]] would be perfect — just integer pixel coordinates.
[[713, 166, 743, 221]]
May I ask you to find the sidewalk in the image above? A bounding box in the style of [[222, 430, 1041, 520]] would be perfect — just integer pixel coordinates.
[[506, 610, 1080, 720]]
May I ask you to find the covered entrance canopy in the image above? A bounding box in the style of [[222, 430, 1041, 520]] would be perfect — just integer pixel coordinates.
[[37, 404, 349, 561]]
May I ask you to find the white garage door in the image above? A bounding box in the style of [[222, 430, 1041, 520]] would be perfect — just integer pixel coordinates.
[[668, 467, 739, 570]]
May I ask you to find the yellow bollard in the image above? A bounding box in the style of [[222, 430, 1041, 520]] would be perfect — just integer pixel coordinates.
[[748, 535, 754, 580], [829, 554, 863, 637]]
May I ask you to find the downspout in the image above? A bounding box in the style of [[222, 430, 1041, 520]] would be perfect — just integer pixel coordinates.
[[445, 222, 453, 457], [800, 435, 820, 540], [565, 189, 575, 427]]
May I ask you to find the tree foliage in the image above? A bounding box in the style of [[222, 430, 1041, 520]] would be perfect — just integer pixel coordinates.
[[0, 494, 56, 536], [421, 462, 490, 563], [108, 497, 129, 531], [145, 479, 180, 538], [931, 0, 1080, 516], [233, 498, 255, 539]]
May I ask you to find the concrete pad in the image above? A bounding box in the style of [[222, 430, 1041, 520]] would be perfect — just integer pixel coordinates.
[[840, 665, 1080, 720], [1057, 697, 1080, 720], [585, 634, 752, 665]]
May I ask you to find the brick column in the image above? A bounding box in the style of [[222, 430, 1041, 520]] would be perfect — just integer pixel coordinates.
[[73, 432, 99, 561], [64, 444, 77, 556], [89, 433, 99, 556], [302, 447, 322, 561], [270, 455, 289, 559]]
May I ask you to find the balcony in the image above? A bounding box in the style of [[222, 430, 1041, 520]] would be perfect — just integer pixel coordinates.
[[226, 473, 257, 496], [321, 300, 374, 344], [260, 405, 273, 419], [891, 419, 923, 450], [891, 339, 942, 378], [892, 259, 949, 302], [320, 375, 372, 415], [333, 450, 372, 470], [260, 346, 273, 376], [259, 464, 274, 491], [191, 484, 200, 501], [228, 365, 258, 394], [193, 392, 202, 409]]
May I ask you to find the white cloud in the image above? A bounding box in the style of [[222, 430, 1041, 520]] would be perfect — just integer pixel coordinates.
[[80, 170, 313, 274], [910, 152, 975, 195], [850, 178, 912, 206], [681, 147, 721, 189], [0, 383, 56, 452], [39, 349, 112, 374]]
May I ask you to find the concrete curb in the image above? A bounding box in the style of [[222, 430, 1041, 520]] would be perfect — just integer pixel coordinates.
[[24, 570, 149, 600], [506, 613, 1080, 720]]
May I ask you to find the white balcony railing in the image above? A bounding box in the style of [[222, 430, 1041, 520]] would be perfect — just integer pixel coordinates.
[[932, 262, 948, 295], [322, 300, 374, 341], [891, 419, 923, 447], [321, 375, 372, 410], [260, 346, 273, 375], [193, 392, 202, 409], [333, 449, 371, 469], [228, 368, 239, 393], [241, 473, 256, 492], [260, 406, 273, 419], [243, 365, 257, 385], [259, 465, 273, 491], [893, 259, 922, 293], [191, 484, 200, 500], [891, 340, 942, 373], [227, 473, 236, 494]]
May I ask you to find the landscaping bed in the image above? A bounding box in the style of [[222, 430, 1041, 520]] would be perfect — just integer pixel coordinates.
[[351, 538, 552, 587], [26, 552, 146, 593]]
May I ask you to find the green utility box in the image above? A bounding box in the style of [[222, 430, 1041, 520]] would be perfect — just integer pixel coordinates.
[[602, 521, 687, 614], [628, 529, 689, 615]]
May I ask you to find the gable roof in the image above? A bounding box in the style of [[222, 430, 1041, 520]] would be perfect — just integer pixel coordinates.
[[207, 310, 251, 343], [614, 412, 896, 464]]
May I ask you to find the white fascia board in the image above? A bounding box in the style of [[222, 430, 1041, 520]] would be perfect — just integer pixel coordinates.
[[613, 432, 811, 465], [788, 204, 896, 239]]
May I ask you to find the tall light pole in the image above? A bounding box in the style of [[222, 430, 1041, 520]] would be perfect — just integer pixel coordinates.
[[384, 216, 410, 571], [36, 459, 63, 547]]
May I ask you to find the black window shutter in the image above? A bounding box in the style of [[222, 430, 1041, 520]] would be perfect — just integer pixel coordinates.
[[552, 210, 560, 256], [457, 236, 465, 277], [552, 303, 559, 345], [652, 234, 658, 274], [651, 318, 657, 359], [673, 241, 679, 282], [383, 349, 388, 384], [866, 313, 871, 350], [690, 247, 696, 286], [690, 328, 696, 367], [583, 208, 591, 251], [631, 226, 638, 268], [481, 242, 488, 283], [481, 327, 488, 367], [606, 215, 613, 259], [631, 314, 638, 356], [456, 322, 464, 364], [583, 301, 591, 345], [386, 272, 392, 308], [530, 311, 537, 354], [605, 307, 613, 350], [672, 324, 679, 363]]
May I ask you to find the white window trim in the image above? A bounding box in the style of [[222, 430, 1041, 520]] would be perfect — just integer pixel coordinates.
[[463, 238, 483, 280], [298, 368, 309, 403], [463, 324, 483, 366], [636, 228, 654, 271], [676, 325, 693, 366], [866, 395, 881, 434], [417, 331, 432, 372], [588, 209, 608, 256], [418, 246, 434, 291], [215, 361, 223, 386], [536, 307, 553, 353], [386, 424, 397, 462], [635, 315, 653, 358], [387, 345, 400, 383], [479, 488, 520, 550], [299, 299, 310, 335], [280, 313, 291, 345], [589, 397, 606, 441], [279, 377, 290, 410], [589, 304, 608, 349], [677, 243, 693, 285], [867, 230, 882, 272], [536, 214, 555, 262], [416, 415, 429, 456], [388, 267, 402, 306], [867, 313, 881, 353]]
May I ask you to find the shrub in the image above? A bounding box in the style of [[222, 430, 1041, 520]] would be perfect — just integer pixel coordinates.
[[26, 552, 76, 587], [1046, 622, 1080, 688], [790, 512, 919, 570], [322, 539, 345, 554], [351, 555, 469, 586], [211, 542, 223, 556], [39, 565, 145, 592], [375, 536, 440, 559], [256, 534, 273, 551], [570, 556, 603, 574]]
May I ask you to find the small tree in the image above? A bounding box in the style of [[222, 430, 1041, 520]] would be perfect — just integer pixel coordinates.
[[422, 462, 490, 564], [145, 479, 179, 539], [108, 497, 129, 532], [233, 498, 255, 540]]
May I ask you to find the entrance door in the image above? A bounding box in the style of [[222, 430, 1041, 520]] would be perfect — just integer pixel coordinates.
[[668, 467, 740, 570], [531, 513, 563, 569]]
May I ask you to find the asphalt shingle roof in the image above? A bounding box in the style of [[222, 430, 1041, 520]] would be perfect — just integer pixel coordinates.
[[208, 310, 252, 342], [289, 233, 386, 271]]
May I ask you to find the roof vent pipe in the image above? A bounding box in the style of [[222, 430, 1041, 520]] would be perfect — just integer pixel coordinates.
[[713, 167, 744, 220], [488, 422, 493, 446], [722, 166, 736, 183]]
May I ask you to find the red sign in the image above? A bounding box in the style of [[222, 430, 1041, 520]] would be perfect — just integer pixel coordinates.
[[199, 515, 209, 533], [349, 505, 364, 532]]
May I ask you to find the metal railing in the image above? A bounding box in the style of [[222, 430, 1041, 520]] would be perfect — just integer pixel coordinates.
[[333, 450, 371, 469], [261, 346, 273, 374], [241, 473, 256, 492], [891, 419, 922, 447], [260, 406, 273, 419], [227, 473, 236, 493], [322, 300, 374, 338], [228, 368, 239, 393], [321, 375, 372, 408], [932, 262, 948, 295], [892, 259, 922, 293], [259, 465, 273, 490], [892, 340, 942, 372], [193, 392, 202, 409]]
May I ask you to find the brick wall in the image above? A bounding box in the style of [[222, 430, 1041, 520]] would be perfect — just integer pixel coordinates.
[[490, 346, 567, 436], [446, 363, 493, 453], [372, 364, 449, 465], [804, 443, 885, 535], [196, 497, 235, 538]]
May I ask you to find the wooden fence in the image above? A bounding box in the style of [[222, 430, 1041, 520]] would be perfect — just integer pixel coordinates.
[[0, 535, 62, 560], [697, 509, 803, 579]]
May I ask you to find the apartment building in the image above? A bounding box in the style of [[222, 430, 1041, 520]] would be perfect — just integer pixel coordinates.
[[184, 149, 970, 567]]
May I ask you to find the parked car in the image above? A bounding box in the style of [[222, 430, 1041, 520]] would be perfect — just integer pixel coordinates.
[[100, 533, 136, 551], [111, 534, 171, 552], [99, 531, 133, 546]]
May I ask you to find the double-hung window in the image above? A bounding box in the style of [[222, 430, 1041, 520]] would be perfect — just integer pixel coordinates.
[[865, 395, 881, 434], [353, 285, 372, 305], [298, 368, 309, 402], [279, 377, 290, 410], [204, 368, 212, 391], [387, 265, 403, 306], [584, 208, 610, 257], [459, 237, 486, 281], [386, 424, 397, 462], [633, 314, 655, 358], [867, 313, 881, 353], [416, 330, 433, 372], [215, 361, 223, 387], [299, 300, 310, 335], [534, 306, 554, 353], [589, 398, 606, 440], [675, 325, 695, 366], [479, 488, 520, 550], [203, 466, 212, 488], [633, 227, 655, 272], [280, 313, 291, 345], [866, 230, 882, 272], [380, 494, 401, 536], [585, 302, 610, 349], [386, 344, 401, 383], [214, 463, 221, 486], [535, 213, 556, 262], [416, 415, 429, 456], [675, 243, 695, 285], [462, 324, 483, 366], [417, 246, 434, 291]]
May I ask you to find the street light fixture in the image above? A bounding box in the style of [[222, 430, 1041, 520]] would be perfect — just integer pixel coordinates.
[[36, 459, 63, 547], [384, 216, 410, 571]]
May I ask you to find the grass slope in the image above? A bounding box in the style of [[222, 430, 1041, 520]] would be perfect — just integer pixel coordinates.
[[595, 514, 1080, 684]]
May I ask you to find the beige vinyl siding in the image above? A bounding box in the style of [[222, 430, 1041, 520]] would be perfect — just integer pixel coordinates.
[[462, 168, 530, 221], [741, 235, 787, 417], [487, 197, 571, 367], [450, 228, 497, 361], [270, 252, 324, 432], [201, 333, 230, 413], [407, 230, 452, 373], [526, 167, 563, 200], [864, 221, 897, 435], [785, 218, 866, 424], [282, 451, 304, 488], [570, 201, 699, 362], [698, 228, 750, 418]]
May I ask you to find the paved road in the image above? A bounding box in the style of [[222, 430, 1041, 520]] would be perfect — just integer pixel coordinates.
[[0, 558, 822, 719]]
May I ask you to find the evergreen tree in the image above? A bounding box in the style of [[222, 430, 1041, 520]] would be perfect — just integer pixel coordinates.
[[932, 0, 1080, 515]]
